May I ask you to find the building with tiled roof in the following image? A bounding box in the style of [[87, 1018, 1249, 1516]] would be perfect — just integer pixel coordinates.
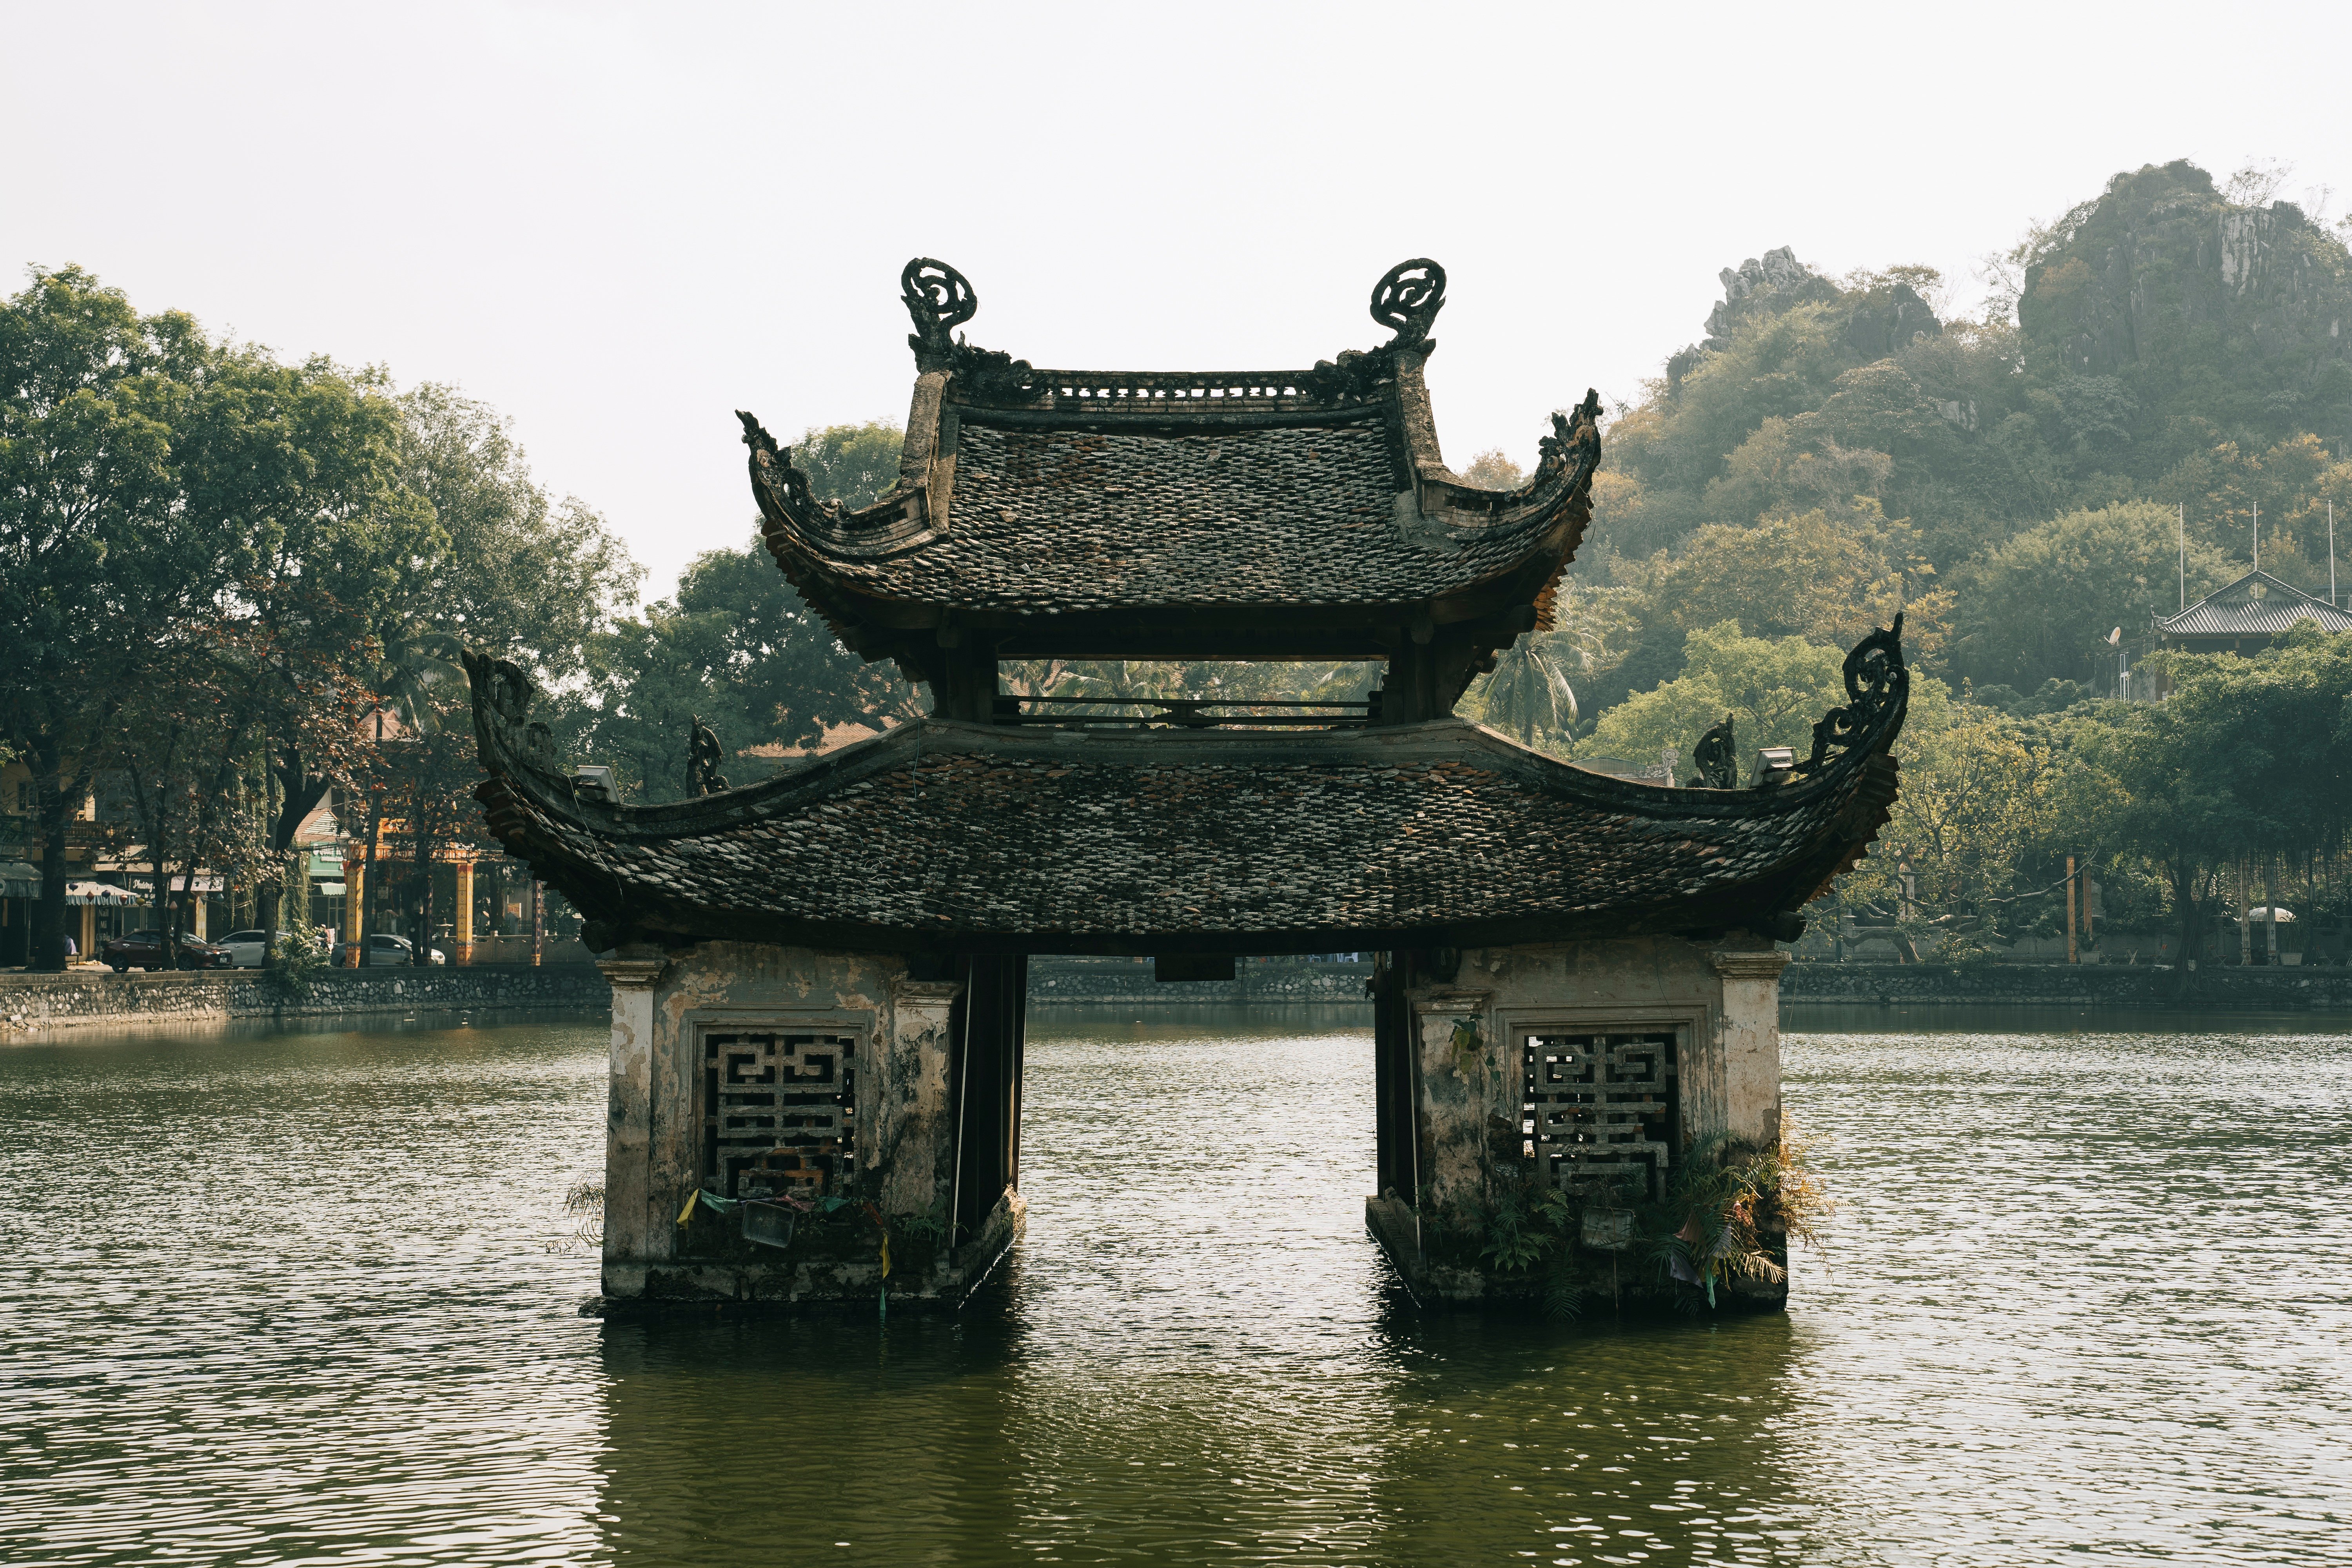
[[2155, 569, 2352, 653], [470, 260, 1908, 1315]]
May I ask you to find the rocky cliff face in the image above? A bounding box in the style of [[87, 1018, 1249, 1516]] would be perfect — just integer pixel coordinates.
[[1669, 246, 1942, 388], [2019, 160, 2352, 450]]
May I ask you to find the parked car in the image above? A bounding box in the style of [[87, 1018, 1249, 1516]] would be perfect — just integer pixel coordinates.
[[219, 930, 303, 968], [101, 929, 231, 973], [365, 933, 446, 966]]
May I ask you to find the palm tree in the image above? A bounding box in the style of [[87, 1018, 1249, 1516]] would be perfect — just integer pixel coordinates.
[[367, 627, 467, 738], [1474, 635, 1578, 748]]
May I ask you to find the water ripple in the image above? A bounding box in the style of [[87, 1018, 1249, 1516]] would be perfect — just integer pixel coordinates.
[[1, 1010, 2345, 1565]]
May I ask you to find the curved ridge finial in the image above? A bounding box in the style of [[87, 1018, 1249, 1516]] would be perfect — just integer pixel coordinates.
[[901, 258, 978, 368], [1791, 615, 1909, 778], [1371, 258, 1446, 348]]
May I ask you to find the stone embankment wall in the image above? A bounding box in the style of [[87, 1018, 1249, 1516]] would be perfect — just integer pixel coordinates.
[[1029, 959, 1373, 1005], [1782, 962, 2352, 1010], [0, 965, 608, 1034]]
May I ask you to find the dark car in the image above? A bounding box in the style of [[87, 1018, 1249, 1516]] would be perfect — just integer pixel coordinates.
[[101, 929, 231, 972]]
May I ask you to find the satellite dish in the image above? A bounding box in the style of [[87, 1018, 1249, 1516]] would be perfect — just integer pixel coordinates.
[[2107, 627, 2122, 645]]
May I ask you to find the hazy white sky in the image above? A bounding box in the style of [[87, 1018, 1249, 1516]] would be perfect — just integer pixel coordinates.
[[7, 1, 2346, 599]]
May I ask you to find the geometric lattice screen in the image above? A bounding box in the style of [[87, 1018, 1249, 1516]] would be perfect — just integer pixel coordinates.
[[1519, 1030, 1678, 1201], [700, 1031, 858, 1200]]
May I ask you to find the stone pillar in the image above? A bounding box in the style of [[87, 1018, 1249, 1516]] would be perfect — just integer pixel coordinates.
[[1411, 988, 1496, 1217], [192, 894, 207, 941], [1708, 949, 1791, 1148], [883, 976, 964, 1222], [531, 880, 543, 966], [454, 861, 474, 965], [79, 903, 94, 964], [597, 946, 669, 1290]]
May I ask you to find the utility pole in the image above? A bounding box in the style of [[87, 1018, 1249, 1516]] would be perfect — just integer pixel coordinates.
[[2065, 853, 2078, 965], [2331, 499, 2337, 607], [2179, 502, 2187, 610], [2253, 501, 2259, 570]]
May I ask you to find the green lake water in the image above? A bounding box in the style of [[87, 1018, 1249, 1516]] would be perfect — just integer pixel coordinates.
[[2, 1004, 2347, 1565]]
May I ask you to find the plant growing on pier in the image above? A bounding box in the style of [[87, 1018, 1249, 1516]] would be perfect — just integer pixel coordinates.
[[1480, 1176, 1572, 1273], [1645, 1125, 1831, 1308]]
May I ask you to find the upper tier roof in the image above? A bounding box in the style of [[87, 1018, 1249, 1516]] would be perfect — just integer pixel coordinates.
[[735, 258, 1602, 662], [460, 620, 1908, 956], [2156, 569, 2352, 640]]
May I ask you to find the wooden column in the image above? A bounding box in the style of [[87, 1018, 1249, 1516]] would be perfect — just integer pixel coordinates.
[[454, 861, 474, 965], [949, 953, 1027, 1242]]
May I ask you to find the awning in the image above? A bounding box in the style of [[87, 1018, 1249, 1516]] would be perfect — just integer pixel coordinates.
[[131, 875, 226, 894], [2, 861, 38, 898], [315, 882, 348, 896], [64, 880, 148, 907]]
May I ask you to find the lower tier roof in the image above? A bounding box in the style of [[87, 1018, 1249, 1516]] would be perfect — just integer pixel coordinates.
[[465, 655, 1906, 956]]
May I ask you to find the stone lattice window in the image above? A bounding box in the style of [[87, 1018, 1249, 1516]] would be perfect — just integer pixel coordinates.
[[700, 1031, 858, 1200], [1520, 1030, 1678, 1201]]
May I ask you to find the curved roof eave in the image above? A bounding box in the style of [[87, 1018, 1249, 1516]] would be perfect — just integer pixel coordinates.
[[460, 621, 1908, 956]]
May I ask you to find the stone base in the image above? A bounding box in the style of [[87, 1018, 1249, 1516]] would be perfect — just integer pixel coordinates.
[[601, 1190, 1025, 1313], [1365, 1194, 1788, 1315]]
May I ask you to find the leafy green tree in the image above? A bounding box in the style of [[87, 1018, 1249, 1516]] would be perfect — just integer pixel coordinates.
[[2088, 625, 2352, 983], [171, 346, 437, 962], [1951, 502, 2238, 687], [0, 267, 205, 968], [1589, 622, 1848, 775], [1601, 506, 1950, 704], [553, 419, 927, 800], [794, 420, 905, 512], [393, 383, 641, 680]]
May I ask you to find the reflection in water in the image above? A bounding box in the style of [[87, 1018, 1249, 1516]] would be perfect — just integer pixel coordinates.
[[2, 1009, 2347, 1564]]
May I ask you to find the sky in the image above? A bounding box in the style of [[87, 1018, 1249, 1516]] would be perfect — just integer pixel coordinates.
[[6, 0, 2348, 601]]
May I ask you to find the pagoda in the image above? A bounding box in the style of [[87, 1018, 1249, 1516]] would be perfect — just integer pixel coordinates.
[[465, 259, 1907, 1312]]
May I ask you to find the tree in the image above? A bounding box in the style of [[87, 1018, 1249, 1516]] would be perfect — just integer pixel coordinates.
[[169, 345, 437, 963], [1600, 506, 1950, 705], [1589, 622, 1848, 775], [1465, 635, 1577, 750], [393, 383, 640, 680], [0, 267, 200, 968], [2091, 626, 2352, 985], [1951, 501, 2237, 688], [794, 421, 905, 512]]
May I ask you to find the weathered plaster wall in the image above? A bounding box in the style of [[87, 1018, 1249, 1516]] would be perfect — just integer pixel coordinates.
[[1385, 935, 1790, 1309], [1405, 937, 1786, 1207], [599, 942, 1016, 1310], [0, 965, 606, 1034]]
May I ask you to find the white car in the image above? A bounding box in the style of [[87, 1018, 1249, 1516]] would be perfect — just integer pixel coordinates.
[[220, 930, 303, 968], [365, 933, 446, 966]]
